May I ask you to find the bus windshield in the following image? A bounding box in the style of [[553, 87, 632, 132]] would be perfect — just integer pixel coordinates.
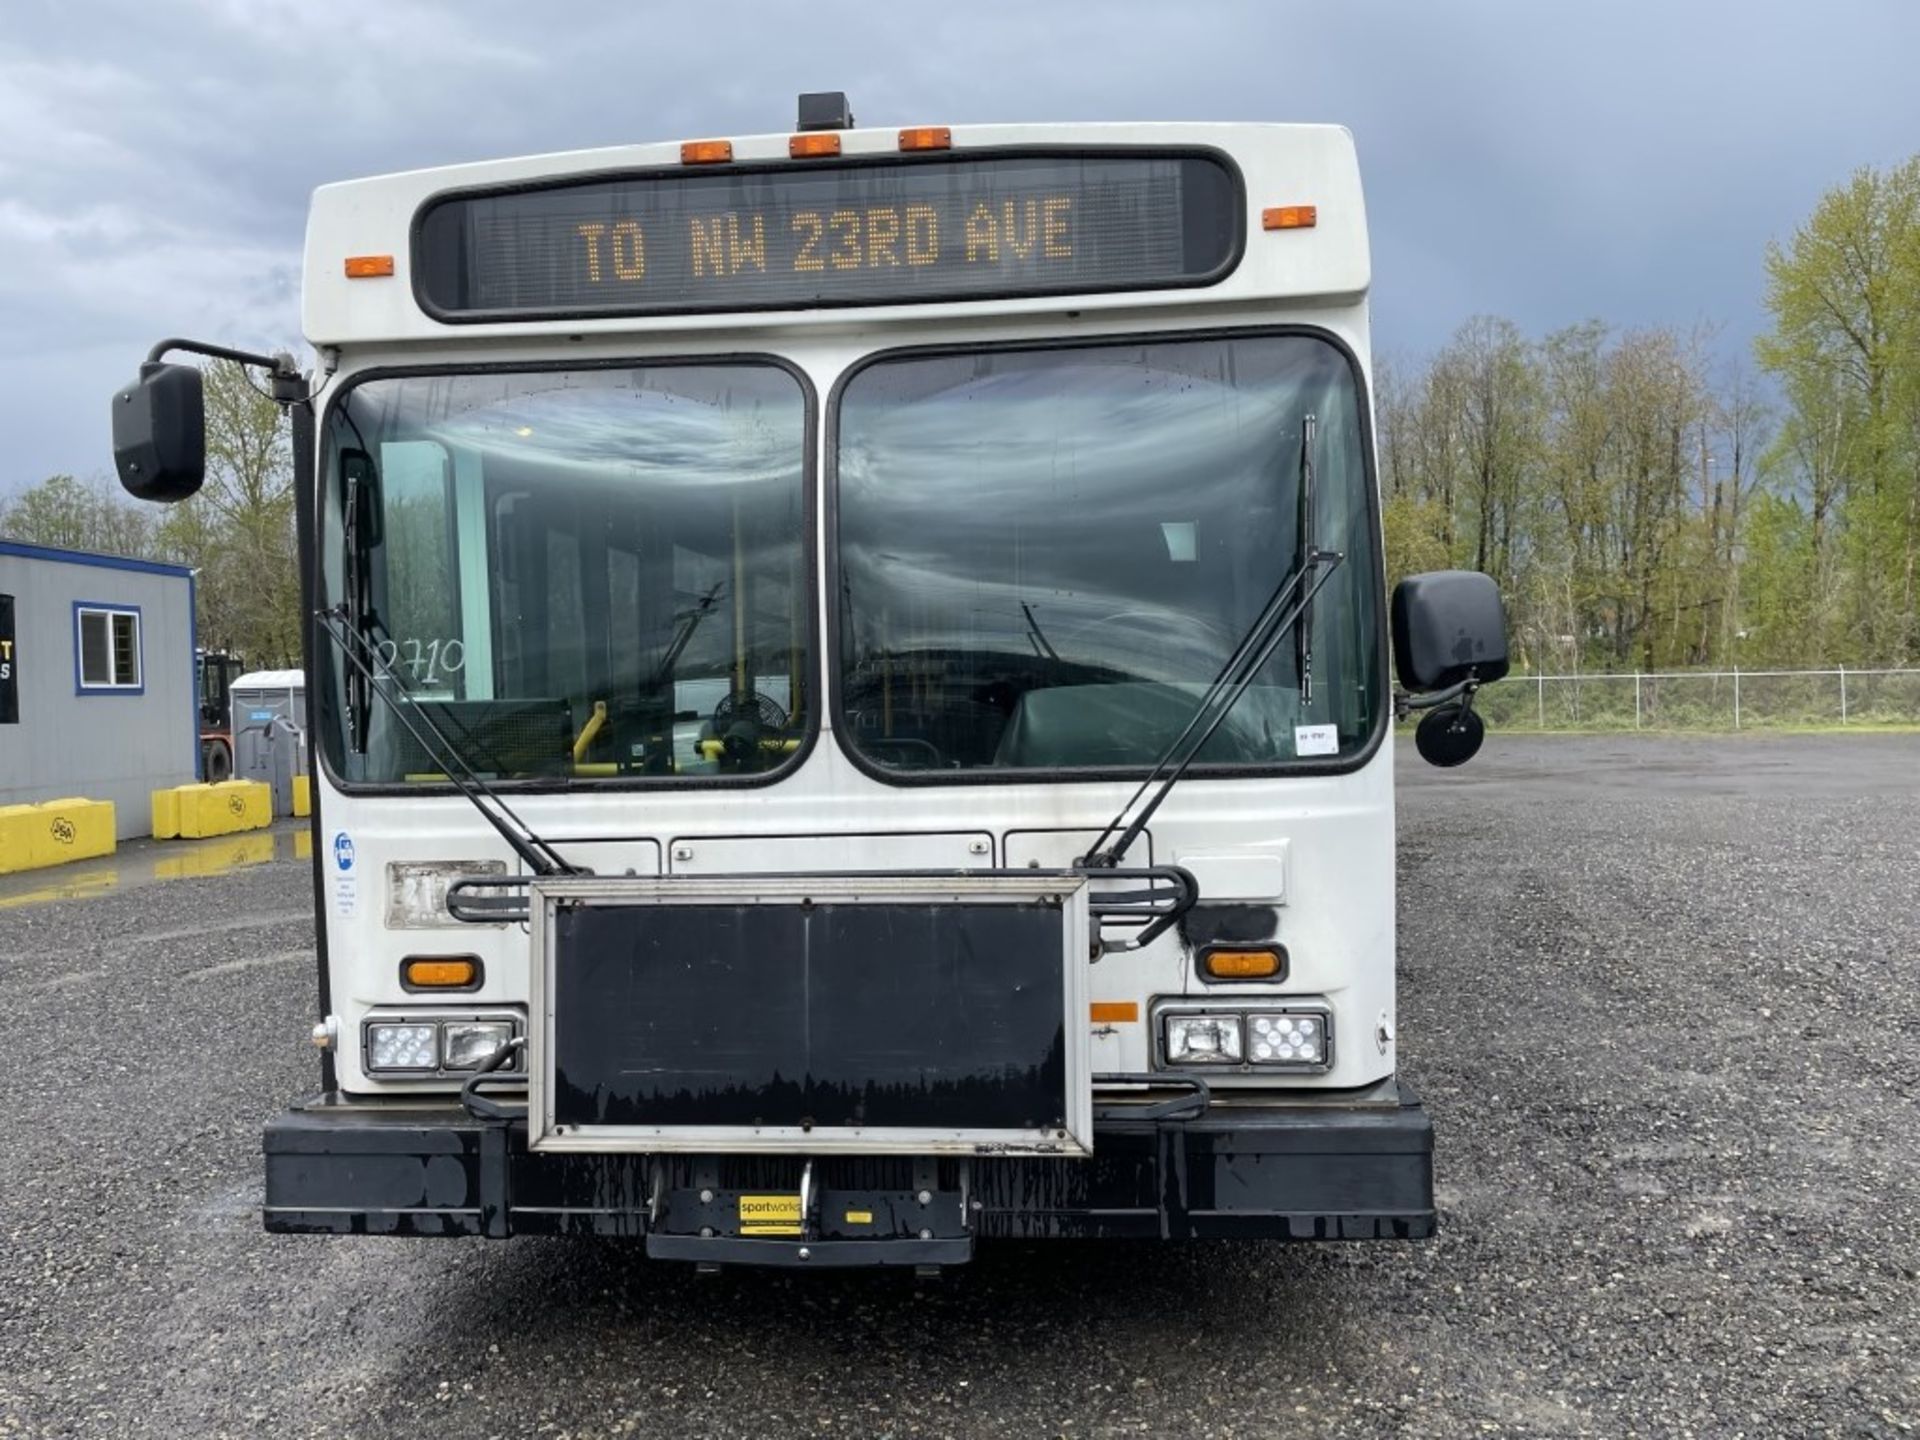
[[834, 333, 1380, 775], [316, 362, 810, 786]]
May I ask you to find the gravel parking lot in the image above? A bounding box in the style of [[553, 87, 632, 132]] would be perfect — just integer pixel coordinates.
[[2, 734, 1917, 1439]]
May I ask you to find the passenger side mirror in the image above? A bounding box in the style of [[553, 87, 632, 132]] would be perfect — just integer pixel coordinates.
[[1391, 570, 1509, 692], [1391, 570, 1508, 768], [111, 362, 205, 503]]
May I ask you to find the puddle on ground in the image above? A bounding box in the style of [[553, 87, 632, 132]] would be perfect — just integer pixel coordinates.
[[0, 824, 311, 909]]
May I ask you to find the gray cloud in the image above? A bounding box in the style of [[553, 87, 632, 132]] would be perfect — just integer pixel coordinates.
[[3, 0, 1916, 492]]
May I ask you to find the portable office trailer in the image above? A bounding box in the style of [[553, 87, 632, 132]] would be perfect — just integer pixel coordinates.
[[0, 539, 197, 838]]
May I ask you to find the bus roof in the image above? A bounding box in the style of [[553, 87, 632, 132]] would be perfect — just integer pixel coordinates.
[[303, 122, 1367, 348]]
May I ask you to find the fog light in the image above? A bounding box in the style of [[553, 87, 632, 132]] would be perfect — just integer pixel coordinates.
[[366, 1023, 438, 1071], [441, 1020, 516, 1071], [1164, 1013, 1244, 1065], [1248, 1011, 1327, 1067]]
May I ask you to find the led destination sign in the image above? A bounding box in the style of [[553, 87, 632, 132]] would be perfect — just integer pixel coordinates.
[[413, 152, 1240, 319]]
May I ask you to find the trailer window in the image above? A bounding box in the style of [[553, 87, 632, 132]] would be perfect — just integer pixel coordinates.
[[76, 605, 142, 692], [832, 334, 1380, 776], [318, 362, 811, 786]]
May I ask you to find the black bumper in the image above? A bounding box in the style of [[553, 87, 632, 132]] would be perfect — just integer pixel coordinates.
[[263, 1086, 1434, 1258]]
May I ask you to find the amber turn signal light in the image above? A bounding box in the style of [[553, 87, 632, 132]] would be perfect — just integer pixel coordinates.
[[1199, 946, 1286, 981], [402, 957, 479, 990], [343, 254, 395, 278]]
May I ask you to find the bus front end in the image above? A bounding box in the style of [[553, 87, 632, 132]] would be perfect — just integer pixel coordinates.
[[115, 112, 1507, 1267]]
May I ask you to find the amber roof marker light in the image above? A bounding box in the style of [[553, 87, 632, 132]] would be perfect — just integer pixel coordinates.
[[1262, 204, 1318, 230], [898, 126, 952, 152], [343, 254, 395, 278], [680, 139, 734, 165], [789, 132, 842, 158]]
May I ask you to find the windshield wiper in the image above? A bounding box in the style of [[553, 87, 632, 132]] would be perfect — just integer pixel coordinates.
[[1021, 602, 1062, 663], [316, 606, 580, 877], [1082, 418, 1343, 869], [648, 581, 725, 693], [1296, 413, 1318, 705]]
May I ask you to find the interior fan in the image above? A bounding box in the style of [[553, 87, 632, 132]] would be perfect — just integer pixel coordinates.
[[710, 690, 788, 769], [712, 690, 788, 733]]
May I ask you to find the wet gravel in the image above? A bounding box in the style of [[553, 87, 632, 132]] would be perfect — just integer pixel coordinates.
[[1, 733, 1916, 1438]]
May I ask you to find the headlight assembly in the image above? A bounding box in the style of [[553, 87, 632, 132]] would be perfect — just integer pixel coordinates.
[[361, 1012, 523, 1078], [1155, 1001, 1332, 1074]]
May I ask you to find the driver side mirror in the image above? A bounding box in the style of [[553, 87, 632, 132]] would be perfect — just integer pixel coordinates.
[[1391, 570, 1509, 767], [111, 362, 205, 503]]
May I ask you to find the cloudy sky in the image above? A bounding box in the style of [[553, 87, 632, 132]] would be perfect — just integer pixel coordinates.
[[3, 0, 1916, 495]]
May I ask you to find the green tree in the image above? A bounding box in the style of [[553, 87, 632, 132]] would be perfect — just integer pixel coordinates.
[[156, 360, 301, 666], [1757, 157, 1920, 662], [0, 473, 157, 557]]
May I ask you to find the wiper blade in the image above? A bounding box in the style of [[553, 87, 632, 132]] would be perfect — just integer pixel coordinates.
[[316, 607, 580, 877], [1296, 413, 1318, 705], [1021, 602, 1062, 663]]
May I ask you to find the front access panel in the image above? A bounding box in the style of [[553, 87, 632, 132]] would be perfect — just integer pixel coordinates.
[[527, 875, 1092, 1156]]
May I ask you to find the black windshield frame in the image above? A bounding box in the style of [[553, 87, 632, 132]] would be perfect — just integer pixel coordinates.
[[823, 325, 1390, 788], [311, 352, 821, 797]]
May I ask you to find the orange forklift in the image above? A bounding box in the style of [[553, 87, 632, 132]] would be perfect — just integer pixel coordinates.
[[196, 649, 243, 781]]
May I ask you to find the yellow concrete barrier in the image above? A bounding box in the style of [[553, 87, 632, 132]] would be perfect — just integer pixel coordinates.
[[151, 787, 182, 840], [149, 780, 272, 840], [0, 805, 36, 874], [0, 798, 116, 874], [292, 773, 311, 818], [32, 798, 115, 866]]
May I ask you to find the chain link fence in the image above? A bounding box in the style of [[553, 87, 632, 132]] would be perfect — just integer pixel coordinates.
[[1475, 667, 1920, 731]]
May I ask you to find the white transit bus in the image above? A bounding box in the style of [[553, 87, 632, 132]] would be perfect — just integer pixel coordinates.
[[112, 96, 1507, 1268]]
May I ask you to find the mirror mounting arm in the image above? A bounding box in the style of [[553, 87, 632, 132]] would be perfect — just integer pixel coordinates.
[[144, 338, 305, 402], [1393, 676, 1479, 720]]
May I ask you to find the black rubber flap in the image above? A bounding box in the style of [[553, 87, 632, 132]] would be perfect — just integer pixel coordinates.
[[551, 901, 1069, 1131]]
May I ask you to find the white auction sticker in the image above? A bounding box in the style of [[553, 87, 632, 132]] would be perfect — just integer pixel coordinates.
[[1294, 724, 1339, 757]]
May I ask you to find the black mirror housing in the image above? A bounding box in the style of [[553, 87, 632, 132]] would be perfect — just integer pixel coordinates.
[[111, 362, 205, 503], [1391, 570, 1510, 692]]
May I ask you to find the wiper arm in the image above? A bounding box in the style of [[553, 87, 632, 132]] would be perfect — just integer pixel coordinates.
[[1079, 547, 1343, 868], [648, 581, 724, 693], [316, 606, 580, 877]]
